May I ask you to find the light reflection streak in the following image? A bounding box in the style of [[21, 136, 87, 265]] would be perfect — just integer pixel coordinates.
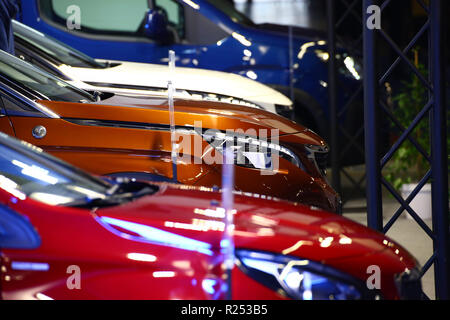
[[36, 293, 53, 300], [164, 219, 225, 232], [97, 216, 213, 256], [232, 32, 252, 47], [153, 271, 175, 278], [182, 0, 199, 10], [12, 160, 59, 184], [127, 253, 157, 262], [282, 240, 313, 255], [0, 174, 26, 200], [319, 237, 334, 248]]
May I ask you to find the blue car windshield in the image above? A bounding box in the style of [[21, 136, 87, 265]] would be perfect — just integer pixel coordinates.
[[0, 133, 111, 206], [12, 20, 108, 69], [205, 0, 255, 27]]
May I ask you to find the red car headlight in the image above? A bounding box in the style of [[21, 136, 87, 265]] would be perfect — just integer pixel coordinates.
[[235, 249, 379, 300]]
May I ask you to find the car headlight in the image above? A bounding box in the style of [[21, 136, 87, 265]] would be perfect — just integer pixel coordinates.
[[201, 130, 303, 171], [305, 144, 329, 177], [236, 249, 376, 300]]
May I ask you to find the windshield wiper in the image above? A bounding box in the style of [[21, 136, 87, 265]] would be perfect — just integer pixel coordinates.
[[63, 195, 120, 208], [65, 180, 159, 208]]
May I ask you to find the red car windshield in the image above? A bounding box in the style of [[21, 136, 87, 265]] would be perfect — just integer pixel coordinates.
[[0, 134, 110, 206]]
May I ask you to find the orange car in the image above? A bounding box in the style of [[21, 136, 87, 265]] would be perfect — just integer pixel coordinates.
[[0, 51, 339, 212]]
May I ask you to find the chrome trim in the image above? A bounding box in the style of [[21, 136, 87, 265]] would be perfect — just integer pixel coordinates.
[[14, 39, 71, 81], [84, 82, 265, 110], [85, 82, 166, 93], [64, 118, 196, 134], [0, 82, 60, 119], [32, 125, 47, 139]]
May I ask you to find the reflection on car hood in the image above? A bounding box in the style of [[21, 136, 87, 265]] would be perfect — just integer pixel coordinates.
[[38, 96, 324, 144], [96, 182, 416, 269], [58, 60, 292, 106]]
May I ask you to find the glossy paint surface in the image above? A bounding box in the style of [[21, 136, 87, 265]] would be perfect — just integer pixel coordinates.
[[0, 181, 416, 300], [12, 19, 292, 114], [0, 95, 339, 212], [60, 60, 292, 113], [18, 0, 360, 128]]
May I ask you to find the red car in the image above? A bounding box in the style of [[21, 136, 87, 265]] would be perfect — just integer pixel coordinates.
[[0, 133, 421, 300]]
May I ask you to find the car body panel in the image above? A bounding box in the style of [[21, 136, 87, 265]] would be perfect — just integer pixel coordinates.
[[3, 95, 337, 211], [12, 19, 293, 114], [18, 0, 361, 137], [59, 60, 292, 109], [0, 177, 416, 300], [0, 45, 337, 211], [0, 191, 223, 300], [0, 115, 15, 136]]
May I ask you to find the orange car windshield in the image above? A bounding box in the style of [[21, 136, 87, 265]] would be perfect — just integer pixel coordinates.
[[0, 50, 95, 103]]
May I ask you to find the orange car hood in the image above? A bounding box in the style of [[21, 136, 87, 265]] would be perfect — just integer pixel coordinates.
[[38, 95, 324, 143]]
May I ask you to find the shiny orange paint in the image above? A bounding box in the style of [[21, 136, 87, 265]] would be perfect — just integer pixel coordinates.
[[2, 96, 339, 212], [0, 115, 15, 136]]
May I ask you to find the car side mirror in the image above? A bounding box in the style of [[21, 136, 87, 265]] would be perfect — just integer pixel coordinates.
[[0, 205, 41, 249], [143, 9, 173, 43]]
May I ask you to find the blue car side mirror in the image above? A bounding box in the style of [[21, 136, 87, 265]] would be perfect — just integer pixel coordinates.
[[143, 9, 171, 42]]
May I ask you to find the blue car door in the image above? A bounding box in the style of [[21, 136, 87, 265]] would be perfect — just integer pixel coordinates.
[[20, 0, 235, 68], [20, 0, 171, 63]]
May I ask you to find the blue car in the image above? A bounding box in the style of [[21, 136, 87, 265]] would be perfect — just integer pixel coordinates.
[[17, 0, 363, 161]]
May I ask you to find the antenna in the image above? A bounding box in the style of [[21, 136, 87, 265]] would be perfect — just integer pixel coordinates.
[[168, 50, 177, 182], [222, 147, 235, 300]]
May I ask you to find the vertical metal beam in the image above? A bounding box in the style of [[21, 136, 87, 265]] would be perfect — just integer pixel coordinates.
[[363, 0, 383, 231], [327, 0, 341, 198], [429, 0, 450, 300], [288, 25, 295, 117]]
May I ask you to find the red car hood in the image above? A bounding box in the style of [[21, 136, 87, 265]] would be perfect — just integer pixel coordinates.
[[96, 183, 416, 267]]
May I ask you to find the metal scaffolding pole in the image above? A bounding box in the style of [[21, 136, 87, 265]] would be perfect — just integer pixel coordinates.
[[363, 0, 383, 231], [361, 0, 449, 299], [429, 0, 450, 300], [327, 0, 341, 198]]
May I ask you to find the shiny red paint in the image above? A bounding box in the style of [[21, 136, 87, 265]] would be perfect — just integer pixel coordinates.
[[0, 182, 417, 300]]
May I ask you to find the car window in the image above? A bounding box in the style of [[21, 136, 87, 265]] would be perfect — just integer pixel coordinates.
[[0, 96, 4, 115], [0, 51, 95, 103], [205, 0, 255, 27], [13, 20, 108, 69], [155, 0, 181, 25], [155, 0, 185, 38], [154, 0, 228, 45], [40, 0, 149, 36], [0, 138, 110, 206], [182, 1, 229, 45], [1, 96, 42, 117]]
